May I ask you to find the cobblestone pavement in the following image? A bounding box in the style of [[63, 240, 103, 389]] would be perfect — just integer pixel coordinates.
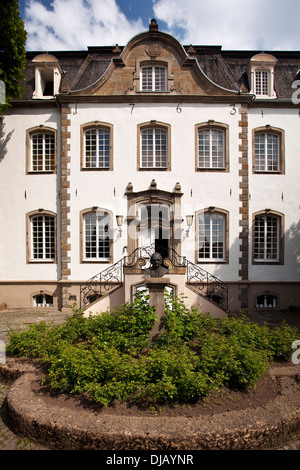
[[0, 308, 70, 451], [0, 307, 299, 450]]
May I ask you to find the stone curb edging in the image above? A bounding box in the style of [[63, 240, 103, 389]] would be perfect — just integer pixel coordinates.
[[1, 359, 300, 450]]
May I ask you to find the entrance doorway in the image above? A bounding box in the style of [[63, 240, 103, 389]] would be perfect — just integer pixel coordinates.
[[139, 204, 170, 264]]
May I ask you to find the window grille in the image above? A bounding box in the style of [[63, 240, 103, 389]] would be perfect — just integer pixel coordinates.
[[31, 215, 55, 260], [84, 212, 110, 260], [254, 214, 279, 261], [141, 128, 167, 168], [256, 294, 277, 308], [84, 128, 110, 168], [255, 70, 269, 96], [198, 128, 225, 168], [141, 66, 167, 91], [34, 294, 54, 307], [31, 132, 55, 171], [198, 212, 225, 261], [255, 133, 279, 172]]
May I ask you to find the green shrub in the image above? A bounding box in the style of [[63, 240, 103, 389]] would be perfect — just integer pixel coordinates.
[[6, 295, 299, 407]]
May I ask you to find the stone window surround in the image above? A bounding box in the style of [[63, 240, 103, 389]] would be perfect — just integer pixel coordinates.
[[252, 125, 285, 174], [80, 121, 113, 171], [134, 58, 173, 93], [137, 121, 171, 171], [194, 207, 229, 264], [26, 125, 57, 174], [247, 53, 277, 99], [252, 209, 285, 265], [26, 209, 57, 264], [79, 207, 113, 264], [195, 121, 229, 172]]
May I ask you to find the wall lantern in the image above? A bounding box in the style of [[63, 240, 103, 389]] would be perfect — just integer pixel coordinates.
[[185, 215, 194, 236], [116, 215, 124, 235]]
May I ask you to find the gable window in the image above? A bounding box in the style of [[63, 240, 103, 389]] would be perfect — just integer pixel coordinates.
[[81, 123, 113, 170], [26, 127, 56, 174], [253, 126, 284, 174], [197, 210, 228, 262], [27, 211, 56, 262], [141, 65, 167, 91], [253, 211, 284, 263], [196, 122, 229, 171], [83, 211, 111, 261], [138, 122, 171, 170]]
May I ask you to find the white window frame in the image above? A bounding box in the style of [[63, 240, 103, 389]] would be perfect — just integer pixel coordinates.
[[31, 131, 55, 172], [34, 294, 54, 307], [254, 214, 280, 262], [140, 128, 168, 169], [198, 128, 225, 169], [84, 127, 111, 169], [140, 65, 167, 91], [31, 214, 56, 261], [255, 70, 270, 96], [83, 212, 111, 261], [198, 212, 226, 262], [254, 132, 280, 172]]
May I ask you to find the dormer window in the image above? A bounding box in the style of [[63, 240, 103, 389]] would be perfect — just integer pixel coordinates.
[[32, 54, 62, 99], [255, 70, 269, 96], [247, 53, 277, 99]]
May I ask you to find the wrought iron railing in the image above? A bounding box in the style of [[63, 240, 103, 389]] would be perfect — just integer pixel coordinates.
[[186, 260, 228, 311], [80, 245, 228, 311], [80, 259, 123, 308]]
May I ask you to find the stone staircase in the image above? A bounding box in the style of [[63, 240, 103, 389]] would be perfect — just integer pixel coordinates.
[[80, 245, 228, 315]]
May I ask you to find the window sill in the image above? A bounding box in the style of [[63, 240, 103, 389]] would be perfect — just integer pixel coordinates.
[[253, 171, 283, 175], [81, 167, 112, 171], [81, 259, 111, 263], [27, 171, 56, 175], [28, 260, 56, 264], [196, 168, 227, 172], [139, 167, 169, 171]]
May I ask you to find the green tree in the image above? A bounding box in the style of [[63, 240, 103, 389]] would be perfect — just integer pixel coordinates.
[[0, 0, 27, 113]]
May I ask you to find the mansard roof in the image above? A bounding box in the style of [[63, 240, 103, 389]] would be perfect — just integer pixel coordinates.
[[14, 20, 300, 102]]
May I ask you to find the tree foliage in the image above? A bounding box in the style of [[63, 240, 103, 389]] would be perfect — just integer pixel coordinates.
[[0, 0, 27, 113]]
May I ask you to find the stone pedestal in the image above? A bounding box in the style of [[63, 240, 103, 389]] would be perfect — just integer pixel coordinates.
[[145, 277, 170, 340]]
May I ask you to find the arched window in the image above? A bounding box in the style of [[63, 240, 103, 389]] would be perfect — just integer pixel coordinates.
[[81, 122, 113, 170], [27, 210, 56, 262], [197, 208, 229, 263], [253, 210, 284, 264], [138, 121, 171, 170], [253, 126, 284, 174], [26, 127, 56, 173], [140, 65, 167, 91], [81, 209, 112, 262], [195, 122, 229, 171]]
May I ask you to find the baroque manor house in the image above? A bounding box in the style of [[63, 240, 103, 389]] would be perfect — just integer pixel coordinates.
[[1, 19, 300, 317]]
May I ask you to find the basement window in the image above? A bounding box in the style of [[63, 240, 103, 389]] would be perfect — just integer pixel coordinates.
[[34, 294, 53, 307], [256, 294, 277, 308]]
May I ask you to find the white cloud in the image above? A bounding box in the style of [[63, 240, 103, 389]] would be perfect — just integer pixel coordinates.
[[24, 0, 146, 50], [153, 0, 300, 50]]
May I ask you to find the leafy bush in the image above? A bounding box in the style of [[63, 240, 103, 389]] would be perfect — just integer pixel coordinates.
[[6, 295, 299, 407]]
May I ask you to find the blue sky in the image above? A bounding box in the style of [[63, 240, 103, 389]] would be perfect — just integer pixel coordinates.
[[19, 0, 300, 51]]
